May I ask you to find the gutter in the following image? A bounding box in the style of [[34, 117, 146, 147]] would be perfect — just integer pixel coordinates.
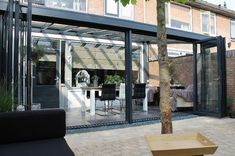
[[187, 0, 235, 19]]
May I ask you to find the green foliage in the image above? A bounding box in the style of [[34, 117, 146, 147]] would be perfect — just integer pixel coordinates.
[[227, 96, 233, 107], [227, 96, 233, 113], [168, 59, 175, 76], [91, 75, 100, 81], [32, 45, 46, 63], [172, 0, 188, 4], [115, 0, 137, 6], [0, 78, 13, 112], [104, 75, 124, 86], [22, 45, 46, 63]]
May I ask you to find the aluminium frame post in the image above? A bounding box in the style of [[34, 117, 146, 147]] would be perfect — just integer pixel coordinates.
[[27, 0, 32, 110]]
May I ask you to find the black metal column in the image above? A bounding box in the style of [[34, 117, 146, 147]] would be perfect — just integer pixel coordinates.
[[14, 1, 20, 105], [220, 37, 227, 117], [0, 15, 3, 78], [2, 13, 6, 78], [27, 0, 32, 110], [125, 30, 132, 123], [7, 0, 13, 86], [193, 43, 197, 112]]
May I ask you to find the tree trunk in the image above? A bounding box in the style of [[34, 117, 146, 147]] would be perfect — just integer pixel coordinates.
[[157, 0, 173, 134]]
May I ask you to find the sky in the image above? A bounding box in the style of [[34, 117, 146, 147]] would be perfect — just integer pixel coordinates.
[[205, 0, 235, 11]]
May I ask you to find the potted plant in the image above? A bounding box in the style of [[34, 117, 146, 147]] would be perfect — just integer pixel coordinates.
[[227, 96, 235, 118], [91, 75, 99, 87], [23, 45, 46, 63], [104, 75, 124, 86], [0, 78, 13, 112], [32, 45, 46, 63]]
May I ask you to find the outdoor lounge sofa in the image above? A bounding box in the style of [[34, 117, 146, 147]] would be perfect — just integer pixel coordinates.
[[0, 109, 74, 156], [170, 84, 193, 111]]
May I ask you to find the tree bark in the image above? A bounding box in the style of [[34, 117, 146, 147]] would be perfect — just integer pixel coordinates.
[[157, 0, 173, 134]]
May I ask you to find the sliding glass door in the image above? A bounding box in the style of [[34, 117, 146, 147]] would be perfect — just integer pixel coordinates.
[[193, 36, 226, 117]]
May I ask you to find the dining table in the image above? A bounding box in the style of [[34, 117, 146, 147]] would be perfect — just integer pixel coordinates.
[[81, 86, 149, 116]]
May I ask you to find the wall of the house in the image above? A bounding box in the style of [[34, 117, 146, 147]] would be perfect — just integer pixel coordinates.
[[226, 50, 235, 108], [192, 8, 201, 33], [88, 0, 104, 16], [144, 0, 157, 25]]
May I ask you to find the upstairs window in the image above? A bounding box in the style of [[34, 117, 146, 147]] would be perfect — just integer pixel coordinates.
[[165, 2, 192, 31], [105, 0, 133, 20], [201, 11, 216, 36], [231, 20, 235, 39], [105, 0, 119, 16], [23, 0, 87, 12]]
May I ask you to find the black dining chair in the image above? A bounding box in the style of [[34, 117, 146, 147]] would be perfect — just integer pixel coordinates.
[[99, 84, 116, 115], [132, 83, 146, 110]]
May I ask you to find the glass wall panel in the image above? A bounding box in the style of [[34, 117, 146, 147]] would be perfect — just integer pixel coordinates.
[[197, 45, 219, 113], [32, 38, 60, 109], [131, 34, 160, 121], [63, 28, 126, 127]]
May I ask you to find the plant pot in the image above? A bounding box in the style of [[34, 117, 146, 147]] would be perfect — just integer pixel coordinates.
[[229, 112, 235, 118], [93, 80, 98, 87]]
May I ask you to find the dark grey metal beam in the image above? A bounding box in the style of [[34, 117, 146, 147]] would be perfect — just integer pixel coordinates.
[[0, 1, 7, 13], [0, 1, 210, 43], [10, 2, 208, 43], [125, 29, 132, 123]]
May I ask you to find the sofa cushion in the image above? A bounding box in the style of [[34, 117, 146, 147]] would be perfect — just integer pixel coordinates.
[[0, 138, 74, 156], [0, 109, 65, 144]]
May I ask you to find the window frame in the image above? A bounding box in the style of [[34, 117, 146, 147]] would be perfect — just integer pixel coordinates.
[[200, 10, 216, 36], [104, 0, 134, 20], [105, 0, 119, 17], [165, 2, 192, 32], [22, 0, 88, 13], [231, 20, 235, 40]]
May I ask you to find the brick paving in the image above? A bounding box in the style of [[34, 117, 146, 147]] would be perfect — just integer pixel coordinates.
[[65, 117, 235, 156]]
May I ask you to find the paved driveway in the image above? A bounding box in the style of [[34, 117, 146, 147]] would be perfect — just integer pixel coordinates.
[[65, 117, 235, 156]]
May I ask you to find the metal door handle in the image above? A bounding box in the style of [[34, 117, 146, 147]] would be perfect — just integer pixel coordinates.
[[213, 77, 220, 81]]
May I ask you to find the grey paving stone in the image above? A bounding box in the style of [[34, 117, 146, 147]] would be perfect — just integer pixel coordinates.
[[66, 117, 235, 156]]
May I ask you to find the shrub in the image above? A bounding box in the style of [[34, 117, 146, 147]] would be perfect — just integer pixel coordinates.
[[0, 78, 13, 112]]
